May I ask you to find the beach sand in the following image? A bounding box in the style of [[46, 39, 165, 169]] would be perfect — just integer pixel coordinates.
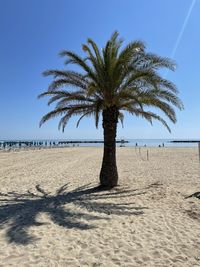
[[0, 147, 200, 266]]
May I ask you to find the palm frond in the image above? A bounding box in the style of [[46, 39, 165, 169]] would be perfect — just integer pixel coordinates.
[[87, 38, 103, 65], [143, 53, 176, 71], [123, 107, 171, 132], [59, 50, 99, 84], [118, 112, 124, 128], [39, 107, 69, 127], [76, 112, 93, 128]]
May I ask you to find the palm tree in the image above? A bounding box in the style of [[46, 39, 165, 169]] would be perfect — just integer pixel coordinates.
[[38, 32, 183, 189]]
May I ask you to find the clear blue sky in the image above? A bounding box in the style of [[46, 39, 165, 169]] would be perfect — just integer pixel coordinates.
[[0, 0, 200, 140]]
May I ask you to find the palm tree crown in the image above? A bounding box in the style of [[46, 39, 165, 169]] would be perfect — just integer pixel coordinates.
[[38, 31, 183, 132]]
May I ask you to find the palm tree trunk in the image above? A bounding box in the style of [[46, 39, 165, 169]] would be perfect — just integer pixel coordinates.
[[99, 106, 119, 188]]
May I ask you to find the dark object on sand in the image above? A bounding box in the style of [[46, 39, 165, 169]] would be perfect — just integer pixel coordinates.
[[185, 192, 200, 199]]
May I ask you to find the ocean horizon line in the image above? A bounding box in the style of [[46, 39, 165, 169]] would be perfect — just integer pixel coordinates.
[[1, 138, 200, 141]]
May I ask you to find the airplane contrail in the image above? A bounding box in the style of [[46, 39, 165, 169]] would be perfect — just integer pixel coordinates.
[[170, 0, 196, 59]]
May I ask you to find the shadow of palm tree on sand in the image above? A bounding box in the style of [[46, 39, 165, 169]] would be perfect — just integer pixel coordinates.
[[0, 183, 147, 245]]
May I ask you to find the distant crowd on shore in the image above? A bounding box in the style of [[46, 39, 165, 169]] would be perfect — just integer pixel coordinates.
[[0, 141, 81, 152], [135, 142, 165, 148]]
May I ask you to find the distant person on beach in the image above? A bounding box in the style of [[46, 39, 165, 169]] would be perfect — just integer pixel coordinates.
[[135, 143, 138, 147]]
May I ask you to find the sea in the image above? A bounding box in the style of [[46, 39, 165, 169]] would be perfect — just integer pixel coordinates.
[[0, 139, 198, 148]]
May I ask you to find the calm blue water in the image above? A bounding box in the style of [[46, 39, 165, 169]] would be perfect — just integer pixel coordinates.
[[127, 139, 197, 148], [0, 139, 198, 148]]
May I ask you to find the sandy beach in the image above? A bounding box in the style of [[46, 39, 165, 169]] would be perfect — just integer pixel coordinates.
[[0, 147, 200, 266]]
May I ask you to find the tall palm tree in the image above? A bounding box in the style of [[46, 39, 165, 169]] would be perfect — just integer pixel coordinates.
[[38, 32, 183, 188]]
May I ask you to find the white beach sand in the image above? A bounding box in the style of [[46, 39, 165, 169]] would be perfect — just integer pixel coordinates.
[[0, 147, 200, 266]]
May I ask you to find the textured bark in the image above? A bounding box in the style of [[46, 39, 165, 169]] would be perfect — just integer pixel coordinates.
[[99, 106, 119, 188]]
